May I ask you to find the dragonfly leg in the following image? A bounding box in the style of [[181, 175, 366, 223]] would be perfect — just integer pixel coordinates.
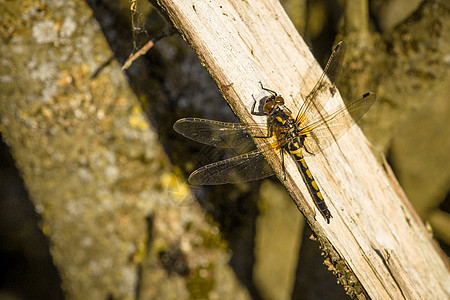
[[304, 144, 315, 156], [281, 149, 287, 181], [259, 82, 277, 95], [251, 94, 266, 116]]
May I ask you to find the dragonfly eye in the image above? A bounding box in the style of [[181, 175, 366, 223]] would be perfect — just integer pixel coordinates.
[[263, 100, 276, 113], [274, 96, 285, 104]]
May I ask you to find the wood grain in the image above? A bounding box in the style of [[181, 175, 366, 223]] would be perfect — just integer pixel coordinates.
[[157, 0, 450, 298]]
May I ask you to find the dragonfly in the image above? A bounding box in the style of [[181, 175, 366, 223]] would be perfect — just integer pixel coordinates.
[[173, 41, 376, 223]]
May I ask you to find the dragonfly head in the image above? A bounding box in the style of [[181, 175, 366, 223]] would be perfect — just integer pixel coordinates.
[[263, 95, 285, 114]]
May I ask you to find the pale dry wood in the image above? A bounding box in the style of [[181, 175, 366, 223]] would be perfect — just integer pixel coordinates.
[[157, 0, 450, 298]]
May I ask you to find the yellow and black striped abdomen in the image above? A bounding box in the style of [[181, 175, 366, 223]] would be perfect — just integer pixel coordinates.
[[288, 142, 332, 223]]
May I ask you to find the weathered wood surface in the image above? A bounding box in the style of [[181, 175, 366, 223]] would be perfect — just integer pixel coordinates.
[[157, 0, 450, 298]]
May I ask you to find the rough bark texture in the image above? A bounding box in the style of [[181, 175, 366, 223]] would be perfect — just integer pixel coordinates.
[[0, 0, 249, 299]]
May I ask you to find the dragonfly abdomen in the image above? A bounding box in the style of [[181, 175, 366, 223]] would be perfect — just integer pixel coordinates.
[[288, 142, 332, 223]]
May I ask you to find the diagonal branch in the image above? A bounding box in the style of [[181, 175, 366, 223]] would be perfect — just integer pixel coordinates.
[[157, 0, 450, 298]]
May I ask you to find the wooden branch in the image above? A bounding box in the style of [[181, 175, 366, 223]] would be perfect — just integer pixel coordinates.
[[156, 0, 450, 298]]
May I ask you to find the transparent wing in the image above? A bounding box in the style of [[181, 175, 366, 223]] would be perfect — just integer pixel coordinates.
[[173, 118, 267, 148], [188, 150, 275, 185], [296, 41, 346, 126], [301, 92, 377, 154]]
